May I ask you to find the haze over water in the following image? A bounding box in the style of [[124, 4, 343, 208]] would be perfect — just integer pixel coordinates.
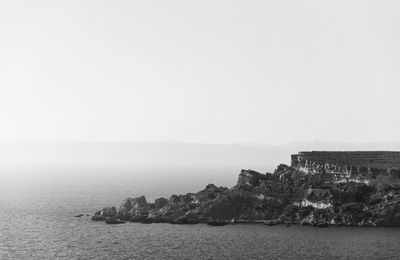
[[1, 165, 400, 259], [1, 1, 400, 257], [1, 142, 400, 259]]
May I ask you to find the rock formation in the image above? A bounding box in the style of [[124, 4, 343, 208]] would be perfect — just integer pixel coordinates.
[[92, 151, 400, 227]]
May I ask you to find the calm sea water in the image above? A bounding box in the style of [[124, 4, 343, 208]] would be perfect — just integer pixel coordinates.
[[1, 166, 400, 259]]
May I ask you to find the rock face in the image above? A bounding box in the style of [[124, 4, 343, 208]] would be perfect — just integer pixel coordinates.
[[101, 207, 117, 217], [235, 169, 268, 190], [117, 196, 149, 221], [292, 151, 400, 177], [105, 218, 125, 224], [91, 215, 107, 221], [155, 197, 168, 209], [93, 151, 400, 227]]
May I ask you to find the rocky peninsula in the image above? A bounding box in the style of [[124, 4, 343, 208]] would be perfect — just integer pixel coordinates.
[[91, 151, 400, 227]]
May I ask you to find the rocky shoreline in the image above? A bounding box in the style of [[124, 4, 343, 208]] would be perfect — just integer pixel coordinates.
[[88, 155, 400, 227]]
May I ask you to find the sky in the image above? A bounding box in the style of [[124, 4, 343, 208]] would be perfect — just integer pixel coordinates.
[[1, 0, 400, 145]]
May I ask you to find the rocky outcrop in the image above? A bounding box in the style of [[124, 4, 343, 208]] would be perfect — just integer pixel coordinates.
[[105, 218, 125, 224], [117, 196, 149, 221], [92, 151, 400, 227], [235, 169, 268, 190], [91, 215, 107, 221], [155, 197, 168, 209], [291, 151, 400, 177], [101, 207, 117, 217]]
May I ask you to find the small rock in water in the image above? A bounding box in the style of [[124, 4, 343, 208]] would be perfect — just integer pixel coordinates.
[[91, 215, 107, 221], [74, 214, 84, 218]]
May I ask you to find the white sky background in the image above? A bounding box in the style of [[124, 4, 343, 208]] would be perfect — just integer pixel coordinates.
[[1, 0, 400, 145]]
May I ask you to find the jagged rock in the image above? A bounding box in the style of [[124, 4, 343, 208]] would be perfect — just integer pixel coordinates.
[[93, 151, 400, 226], [235, 169, 266, 190], [101, 207, 117, 217], [169, 195, 180, 204], [275, 164, 290, 173], [146, 211, 168, 223], [204, 184, 218, 192], [155, 197, 168, 209], [175, 214, 200, 224], [91, 215, 107, 221], [117, 196, 149, 220], [105, 218, 125, 224]]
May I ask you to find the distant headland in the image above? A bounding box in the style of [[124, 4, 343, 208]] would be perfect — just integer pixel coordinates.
[[86, 151, 400, 227]]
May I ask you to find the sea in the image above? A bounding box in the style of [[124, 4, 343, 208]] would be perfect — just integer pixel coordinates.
[[1, 165, 400, 259]]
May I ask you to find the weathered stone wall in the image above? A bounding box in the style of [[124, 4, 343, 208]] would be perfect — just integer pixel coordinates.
[[291, 151, 400, 182]]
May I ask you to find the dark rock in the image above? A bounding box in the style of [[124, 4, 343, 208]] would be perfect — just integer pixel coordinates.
[[235, 169, 266, 190], [91, 215, 107, 221], [141, 218, 153, 224], [92, 151, 400, 227], [174, 212, 201, 224], [169, 195, 180, 204], [155, 197, 168, 209], [74, 214, 84, 217], [264, 219, 282, 226], [207, 220, 229, 226], [105, 218, 125, 224], [204, 184, 218, 192], [130, 215, 146, 222], [117, 196, 149, 220], [317, 222, 329, 228], [101, 207, 117, 217]]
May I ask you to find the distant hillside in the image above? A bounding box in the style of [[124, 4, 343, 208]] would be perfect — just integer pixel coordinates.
[[0, 141, 399, 171]]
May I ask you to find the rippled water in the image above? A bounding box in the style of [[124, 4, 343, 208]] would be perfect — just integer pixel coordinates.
[[1, 167, 400, 259], [2, 214, 400, 260]]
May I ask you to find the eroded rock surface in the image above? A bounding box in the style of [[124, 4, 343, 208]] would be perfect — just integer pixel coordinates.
[[93, 152, 400, 226], [101, 207, 117, 218]]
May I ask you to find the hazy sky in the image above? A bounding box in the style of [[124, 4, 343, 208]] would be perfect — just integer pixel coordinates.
[[1, 0, 399, 144]]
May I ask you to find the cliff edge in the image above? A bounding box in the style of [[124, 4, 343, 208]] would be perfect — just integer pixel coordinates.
[[91, 151, 400, 226]]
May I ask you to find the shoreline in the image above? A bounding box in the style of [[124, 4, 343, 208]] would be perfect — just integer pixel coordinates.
[[88, 152, 400, 228]]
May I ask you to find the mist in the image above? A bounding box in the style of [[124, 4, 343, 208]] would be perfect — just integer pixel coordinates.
[[1, 141, 400, 204]]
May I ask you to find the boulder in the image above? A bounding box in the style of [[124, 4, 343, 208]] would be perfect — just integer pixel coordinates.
[[169, 195, 180, 204], [91, 215, 107, 221], [117, 196, 149, 220], [101, 207, 117, 217], [235, 169, 266, 190], [105, 218, 125, 224], [155, 197, 169, 209]]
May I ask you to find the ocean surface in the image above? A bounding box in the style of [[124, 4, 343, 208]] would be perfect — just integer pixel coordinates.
[[1, 166, 400, 259]]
